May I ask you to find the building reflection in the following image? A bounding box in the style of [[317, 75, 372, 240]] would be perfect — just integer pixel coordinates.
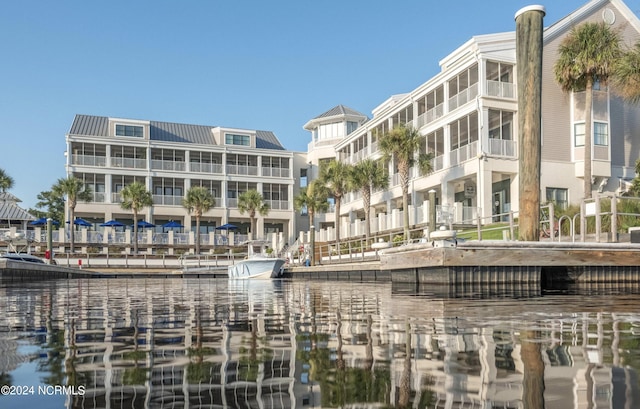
[[0, 280, 638, 408]]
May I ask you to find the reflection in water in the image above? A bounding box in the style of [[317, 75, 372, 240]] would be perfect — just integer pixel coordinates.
[[0, 278, 639, 408]]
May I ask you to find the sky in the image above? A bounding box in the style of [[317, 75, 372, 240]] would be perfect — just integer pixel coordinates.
[[2, 0, 640, 210]]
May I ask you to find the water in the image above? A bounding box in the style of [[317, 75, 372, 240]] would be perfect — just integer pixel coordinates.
[[0, 278, 639, 409]]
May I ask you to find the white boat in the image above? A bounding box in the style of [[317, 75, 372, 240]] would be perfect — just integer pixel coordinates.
[[228, 241, 286, 280]]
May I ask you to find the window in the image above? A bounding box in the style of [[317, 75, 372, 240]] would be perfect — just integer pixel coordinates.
[[115, 124, 143, 138], [594, 122, 608, 146], [546, 187, 568, 210], [347, 121, 359, 135], [574, 123, 585, 147], [225, 133, 250, 146]]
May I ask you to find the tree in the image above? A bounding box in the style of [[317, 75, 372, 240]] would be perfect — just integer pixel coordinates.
[[29, 190, 65, 222], [294, 180, 329, 266], [120, 181, 153, 254], [613, 42, 640, 104], [319, 160, 352, 246], [183, 186, 215, 255], [379, 124, 433, 241], [349, 159, 388, 244], [237, 189, 270, 240], [554, 22, 620, 200], [52, 176, 92, 253], [0, 168, 14, 193]]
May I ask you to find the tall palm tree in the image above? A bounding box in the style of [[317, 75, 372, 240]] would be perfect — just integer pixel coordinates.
[[183, 186, 215, 255], [379, 124, 433, 241], [349, 159, 388, 244], [554, 22, 620, 200], [294, 180, 329, 266], [52, 176, 92, 253], [237, 189, 270, 240], [613, 41, 640, 104], [120, 181, 153, 254], [319, 159, 352, 247], [0, 168, 14, 193]]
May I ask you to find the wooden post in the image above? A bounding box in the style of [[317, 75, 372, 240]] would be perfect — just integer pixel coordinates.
[[516, 6, 545, 241]]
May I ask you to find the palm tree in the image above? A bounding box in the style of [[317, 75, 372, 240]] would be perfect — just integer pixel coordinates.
[[554, 22, 620, 200], [613, 41, 640, 103], [349, 159, 388, 245], [52, 176, 92, 253], [120, 181, 153, 254], [379, 124, 433, 241], [0, 168, 14, 193], [294, 180, 329, 266], [319, 160, 352, 247], [238, 190, 270, 240], [183, 186, 215, 255]]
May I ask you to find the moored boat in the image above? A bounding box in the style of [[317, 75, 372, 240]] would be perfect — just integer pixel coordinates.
[[228, 241, 285, 280]]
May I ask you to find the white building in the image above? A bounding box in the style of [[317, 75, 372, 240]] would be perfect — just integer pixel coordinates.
[[303, 0, 640, 241]]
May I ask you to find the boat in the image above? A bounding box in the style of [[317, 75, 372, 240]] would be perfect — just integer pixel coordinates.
[[0, 252, 45, 263], [228, 241, 286, 280]]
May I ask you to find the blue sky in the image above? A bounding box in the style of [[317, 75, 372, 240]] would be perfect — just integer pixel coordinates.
[[2, 0, 639, 209]]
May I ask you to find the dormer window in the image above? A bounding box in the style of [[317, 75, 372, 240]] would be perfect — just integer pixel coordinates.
[[225, 133, 250, 146], [116, 124, 144, 138]]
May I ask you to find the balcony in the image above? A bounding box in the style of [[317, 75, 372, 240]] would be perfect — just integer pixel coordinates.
[[449, 141, 478, 166], [226, 164, 258, 176], [265, 200, 290, 210], [151, 159, 186, 172], [153, 195, 183, 206], [449, 83, 479, 111], [262, 167, 290, 178], [488, 139, 517, 157], [72, 154, 106, 167], [416, 103, 445, 129], [112, 157, 147, 169], [190, 162, 223, 174], [486, 80, 515, 99]]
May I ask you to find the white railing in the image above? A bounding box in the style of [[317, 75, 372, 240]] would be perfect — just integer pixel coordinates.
[[486, 80, 515, 99], [449, 82, 479, 111], [151, 159, 186, 172], [449, 141, 478, 166], [488, 139, 517, 157], [72, 154, 107, 167], [227, 198, 238, 208], [265, 199, 290, 210], [190, 162, 223, 174], [153, 195, 183, 206], [432, 155, 444, 172], [226, 164, 258, 176], [416, 103, 445, 129], [111, 157, 147, 169], [261, 167, 290, 178]]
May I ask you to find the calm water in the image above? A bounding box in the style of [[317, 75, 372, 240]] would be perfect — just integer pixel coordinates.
[[0, 278, 639, 409]]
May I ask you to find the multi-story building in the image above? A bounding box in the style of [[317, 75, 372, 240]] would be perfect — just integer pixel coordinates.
[[66, 114, 306, 249], [303, 0, 640, 241]]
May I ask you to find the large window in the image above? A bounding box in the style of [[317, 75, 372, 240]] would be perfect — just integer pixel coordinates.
[[574, 123, 585, 147], [546, 187, 568, 210], [594, 122, 609, 146], [488, 110, 513, 140], [225, 133, 250, 146], [115, 124, 143, 138]]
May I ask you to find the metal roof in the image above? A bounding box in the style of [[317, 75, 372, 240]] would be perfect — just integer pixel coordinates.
[[0, 199, 35, 221], [68, 114, 286, 150], [312, 105, 368, 120]]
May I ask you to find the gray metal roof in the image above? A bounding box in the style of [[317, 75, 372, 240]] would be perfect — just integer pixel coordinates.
[[0, 200, 35, 222], [312, 104, 368, 120], [68, 114, 285, 150]]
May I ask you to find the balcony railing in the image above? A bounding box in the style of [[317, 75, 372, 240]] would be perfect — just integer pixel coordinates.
[[190, 162, 223, 174], [449, 83, 479, 111], [449, 141, 478, 166], [486, 80, 515, 99], [226, 164, 258, 176], [488, 139, 517, 157], [261, 167, 290, 178], [153, 195, 183, 206], [151, 159, 186, 172], [416, 103, 445, 129], [265, 199, 290, 210], [72, 154, 106, 167], [111, 157, 147, 169]]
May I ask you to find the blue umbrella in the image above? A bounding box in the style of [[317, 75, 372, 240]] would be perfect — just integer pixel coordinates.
[[30, 217, 60, 226], [100, 220, 125, 227], [162, 220, 184, 229], [135, 220, 155, 228], [66, 217, 92, 227], [216, 223, 238, 230]]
